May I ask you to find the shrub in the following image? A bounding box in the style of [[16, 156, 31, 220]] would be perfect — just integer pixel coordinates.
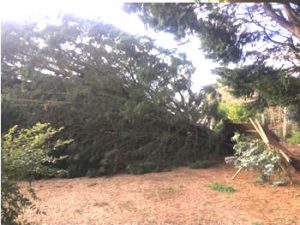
[[287, 132, 300, 144], [125, 162, 158, 174], [209, 182, 236, 193], [227, 133, 286, 182], [1, 176, 32, 225], [218, 103, 255, 123], [2, 123, 72, 180], [1, 123, 72, 225], [189, 160, 216, 169]]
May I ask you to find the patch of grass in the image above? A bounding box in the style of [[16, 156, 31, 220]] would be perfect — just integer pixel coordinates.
[[189, 160, 216, 169], [209, 182, 236, 194]]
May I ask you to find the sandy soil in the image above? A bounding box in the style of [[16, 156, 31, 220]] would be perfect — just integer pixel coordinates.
[[19, 164, 300, 225]]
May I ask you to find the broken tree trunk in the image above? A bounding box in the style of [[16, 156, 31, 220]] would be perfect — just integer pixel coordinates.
[[232, 118, 294, 183]]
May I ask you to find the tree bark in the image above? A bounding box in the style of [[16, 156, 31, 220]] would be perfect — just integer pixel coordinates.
[[263, 3, 300, 40], [283, 3, 300, 25]]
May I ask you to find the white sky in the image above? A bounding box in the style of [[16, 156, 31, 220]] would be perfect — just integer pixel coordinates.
[[1, 0, 218, 92]]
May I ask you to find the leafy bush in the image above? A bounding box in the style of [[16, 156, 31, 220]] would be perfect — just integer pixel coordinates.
[[2, 123, 72, 180], [1, 123, 71, 225], [189, 160, 216, 169], [219, 103, 255, 123], [125, 162, 158, 174], [209, 182, 236, 193], [1, 176, 33, 225], [227, 133, 286, 182], [287, 132, 300, 144]]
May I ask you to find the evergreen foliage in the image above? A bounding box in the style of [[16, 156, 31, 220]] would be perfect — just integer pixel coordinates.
[[125, 3, 300, 109], [2, 16, 220, 177], [125, 162, 158, 175], [189, 160, 216, 169], [215, 65, 300, 108]]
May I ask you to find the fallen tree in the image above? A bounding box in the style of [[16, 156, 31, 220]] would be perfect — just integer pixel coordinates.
[[2, 16, 221, 177], [226, 119, 300, 184]]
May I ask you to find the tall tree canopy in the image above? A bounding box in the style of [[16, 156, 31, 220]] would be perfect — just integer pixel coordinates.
[[125, 3, 300, 108], [2, 16, 220, 177]]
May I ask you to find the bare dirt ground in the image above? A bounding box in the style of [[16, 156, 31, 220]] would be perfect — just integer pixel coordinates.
[[20, 164, 300, 225]]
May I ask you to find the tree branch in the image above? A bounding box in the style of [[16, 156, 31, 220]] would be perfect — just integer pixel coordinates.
[[263, 3, 300, 40], [247, 7, 300, 54], [284, 3, 300, 25]]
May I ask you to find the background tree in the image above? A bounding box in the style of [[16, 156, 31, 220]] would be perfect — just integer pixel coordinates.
[[124, 3, 300, 108]]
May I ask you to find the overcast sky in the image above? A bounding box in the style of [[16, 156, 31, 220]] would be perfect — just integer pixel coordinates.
[[1, 0, 218, 92]]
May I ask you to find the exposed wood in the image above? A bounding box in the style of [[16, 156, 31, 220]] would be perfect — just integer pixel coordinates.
[[281, 143, 300, 161], [230, 119, 296, 182], [249, 118, 268, 144], [255, 118, 270, 145], [252, 119, 291, 163], [251, 119, 293, 183], [283, 3, 300, 25], [228, 121, 299, 162], [232, 167, 243, 180], [282, 107, 287, 141]]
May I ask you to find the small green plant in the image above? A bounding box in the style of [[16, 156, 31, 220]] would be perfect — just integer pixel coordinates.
[[189, 160, 216, 169], [125, 161, 158, 174], [1, 123, 72, 225], [209, 182, 236, 193], [287, 132, 300, 144]]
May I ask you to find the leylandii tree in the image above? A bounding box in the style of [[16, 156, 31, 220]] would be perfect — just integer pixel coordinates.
[[2, 16, 220, 177], [124, 3, 300, 108], [124, 3, 300, 178]]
